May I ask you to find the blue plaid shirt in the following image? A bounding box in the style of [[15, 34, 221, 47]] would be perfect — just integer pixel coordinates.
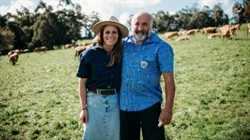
[[120, 32, 174, 111]]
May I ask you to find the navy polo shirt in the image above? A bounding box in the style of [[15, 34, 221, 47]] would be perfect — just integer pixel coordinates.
[[76, 45, 121, 91]]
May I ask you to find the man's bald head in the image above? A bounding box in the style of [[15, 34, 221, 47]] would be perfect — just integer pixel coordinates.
[[130, 11, 153, 43], [132, 11, 153, 28]]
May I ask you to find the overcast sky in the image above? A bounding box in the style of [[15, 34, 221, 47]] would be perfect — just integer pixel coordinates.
[[0, 0, 241, 25]]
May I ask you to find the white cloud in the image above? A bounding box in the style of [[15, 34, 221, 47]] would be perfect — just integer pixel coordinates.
[[118, 12, 130, 25], [70, 0, 161, 19], [0, 0, 36, 15], [118, 12, 132, 34], [71, 0, 116, 20], [224, 2, 234, 17], [0, 6, 9, 15], [122, 0, 161, 8], [198, 0, 230, 8], [43, 0, 61, 9], [169, 11, 175, 15], [198, 0, 235, 18]]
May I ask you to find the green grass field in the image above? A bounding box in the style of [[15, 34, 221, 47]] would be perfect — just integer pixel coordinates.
[[1, 24, 249, 140]]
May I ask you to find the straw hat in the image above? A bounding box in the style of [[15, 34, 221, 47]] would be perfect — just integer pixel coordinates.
[[92, 16, 129, 38]]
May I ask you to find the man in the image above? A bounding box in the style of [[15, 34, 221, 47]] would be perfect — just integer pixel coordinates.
[[120, 11, 176, 140]]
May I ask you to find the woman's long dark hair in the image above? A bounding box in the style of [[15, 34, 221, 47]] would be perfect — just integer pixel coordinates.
[[96, 25, 123, 67]]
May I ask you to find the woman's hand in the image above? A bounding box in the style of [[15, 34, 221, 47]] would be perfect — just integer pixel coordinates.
[[79, 109, 88, 123]]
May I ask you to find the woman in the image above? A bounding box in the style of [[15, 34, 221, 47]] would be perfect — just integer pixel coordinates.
[[76, 16, 129, 140]]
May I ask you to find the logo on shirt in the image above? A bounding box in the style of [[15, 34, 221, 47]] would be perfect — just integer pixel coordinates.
[[140, 61, 148, 69]]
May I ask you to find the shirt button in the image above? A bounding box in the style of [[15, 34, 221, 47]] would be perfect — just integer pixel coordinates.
[[108, 86, 110, 88]]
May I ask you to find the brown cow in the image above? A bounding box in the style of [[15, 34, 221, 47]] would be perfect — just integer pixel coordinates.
[[8, 51, 14, 58], [74, 44, 93, 59], [34, 46, 47, 52], [75, 37, 98, 59], [220, 25, 231, 39], [229, 26, 237, 39], [233, 23, 241, 30], [178, 30, 186, 36], [176, 35, 190, 41], [20, 49, 29, 53], [220, 25, 237, 39], [8, 52, 19, 65], [75, 46, 87, 58], [164, 31, 178, 39], [208, 32, 221, 39], [10, 49, 21, 53], [185, 29, 199, 36], [65, 44, 75, 49], [247, 23, 250, 36], [202, 27, 217, 35]]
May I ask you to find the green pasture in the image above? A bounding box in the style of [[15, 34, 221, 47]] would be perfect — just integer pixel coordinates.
[[0, 24, 249, 140]]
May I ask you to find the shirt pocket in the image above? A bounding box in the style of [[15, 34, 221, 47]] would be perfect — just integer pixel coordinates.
[[91, 63, 108, 80]]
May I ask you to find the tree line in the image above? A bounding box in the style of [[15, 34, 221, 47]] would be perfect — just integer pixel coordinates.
[[0, 0, 249, 54]]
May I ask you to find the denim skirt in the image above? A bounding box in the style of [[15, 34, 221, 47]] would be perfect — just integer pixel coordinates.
[[82, 91, 120, 140]]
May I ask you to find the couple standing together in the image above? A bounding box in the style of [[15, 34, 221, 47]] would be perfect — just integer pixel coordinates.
[[76, 11, 175, 140]]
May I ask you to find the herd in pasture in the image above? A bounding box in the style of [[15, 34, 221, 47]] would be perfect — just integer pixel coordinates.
[[164, 23, 250, 41], [6, 46, 48, 65], [3, 23, 250, 66], [5, 43, 93, 66]]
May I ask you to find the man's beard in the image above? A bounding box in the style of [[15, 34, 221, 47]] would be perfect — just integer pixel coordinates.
[[133, 29, 151, 41]]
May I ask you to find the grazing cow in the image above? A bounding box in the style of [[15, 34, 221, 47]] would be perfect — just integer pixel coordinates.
[[202, 27, 217, 35], [74, 44, 93, 59], [75, 46, 86, 58], [185, 29, 198, 36], [164, 31, 178, 39], [34, 46, 47, 52], [176, 35, 190, 41], [8, 51, 14, 58], [190, 28, 199, 33], [233, 23, 241, 30], [229, 26, 237, 39], [178, 30, 186, 36], [10, 49, 21, 53], [208, 33, 221, 39], [8, 52, 19, 65], [247, 23, 250, 36], [65, 44, 75, 49], [220, 25, 237, 39], [220, 25, 231, 39], [21, 49, 29, 53], [7, 50, 19, 58]]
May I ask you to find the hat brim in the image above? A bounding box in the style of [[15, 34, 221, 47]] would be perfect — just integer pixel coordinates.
[[92, 21, 129, 38]]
